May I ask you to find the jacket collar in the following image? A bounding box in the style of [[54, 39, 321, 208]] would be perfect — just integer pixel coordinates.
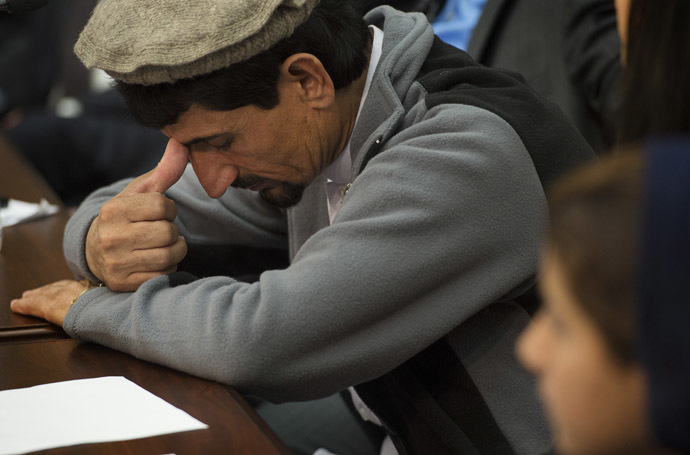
[[350, 7, 436, 177]]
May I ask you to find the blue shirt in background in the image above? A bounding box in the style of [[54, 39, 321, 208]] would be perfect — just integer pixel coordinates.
[[432, 0, 487, 50]]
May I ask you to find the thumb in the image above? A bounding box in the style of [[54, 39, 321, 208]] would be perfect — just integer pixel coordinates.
[[125, 139, 189, 195]]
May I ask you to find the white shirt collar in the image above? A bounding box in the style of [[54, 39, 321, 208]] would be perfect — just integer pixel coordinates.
[[324, 25, 384, 224], [323, 25, 384, 186]]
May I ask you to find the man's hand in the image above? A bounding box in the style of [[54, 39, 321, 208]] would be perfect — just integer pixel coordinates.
[[86, 139, 190, 292], [10, 280, 90, 326]]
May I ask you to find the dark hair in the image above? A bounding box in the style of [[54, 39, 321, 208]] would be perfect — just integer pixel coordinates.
[[546, 151, 643, 363], [618, 0, 690, 144], [115, 0, 370, 129]]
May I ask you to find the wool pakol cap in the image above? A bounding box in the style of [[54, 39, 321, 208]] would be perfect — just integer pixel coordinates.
[[74, 0, 319, 86]]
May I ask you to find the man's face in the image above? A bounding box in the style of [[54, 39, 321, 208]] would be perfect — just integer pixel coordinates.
[[162, 87, 328, 208]]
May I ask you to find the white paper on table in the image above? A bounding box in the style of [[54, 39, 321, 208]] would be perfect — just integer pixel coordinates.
[[0, 198, 59, 227], [0, 376, 209, 455]]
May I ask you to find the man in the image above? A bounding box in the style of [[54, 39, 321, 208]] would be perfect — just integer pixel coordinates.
[[12, 0, 594, 453]]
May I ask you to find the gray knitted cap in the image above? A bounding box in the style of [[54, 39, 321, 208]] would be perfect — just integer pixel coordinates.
[[74, 0, 319, 86]]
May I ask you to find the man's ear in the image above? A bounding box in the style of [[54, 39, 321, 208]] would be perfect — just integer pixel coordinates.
[[279, 53, 335, 109]]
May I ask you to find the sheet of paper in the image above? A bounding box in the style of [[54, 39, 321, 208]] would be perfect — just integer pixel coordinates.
[[0, 376, 208, 455], [0, 198, 59, 227]]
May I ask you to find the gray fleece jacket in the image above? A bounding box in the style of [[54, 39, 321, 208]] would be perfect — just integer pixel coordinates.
[[63, 8, 565, 453]]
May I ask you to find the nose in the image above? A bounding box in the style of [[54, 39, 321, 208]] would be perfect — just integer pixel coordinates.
[[189, 151, 239, 198], [516, 310, 550, 375]]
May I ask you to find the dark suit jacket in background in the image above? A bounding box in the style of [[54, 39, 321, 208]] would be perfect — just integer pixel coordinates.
[[467, 0, 621, 153], [358, 0, 622, 153]]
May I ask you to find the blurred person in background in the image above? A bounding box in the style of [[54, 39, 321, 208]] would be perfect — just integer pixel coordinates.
[[615, 0, 690, 144], [518, 139, 690, 455], [356, 0, 622, 154], [0, 2, 62, 127], [518, 150, 647, 454], [0, 1, 166, 205], [518, 0, 690, 453]]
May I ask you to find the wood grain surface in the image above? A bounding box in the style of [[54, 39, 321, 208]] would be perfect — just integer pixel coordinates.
[[0, 134, 73, 335], [0, 339, 290, 454]]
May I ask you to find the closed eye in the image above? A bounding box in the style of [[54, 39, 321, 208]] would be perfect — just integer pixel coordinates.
[[213, 138, 232, 151]]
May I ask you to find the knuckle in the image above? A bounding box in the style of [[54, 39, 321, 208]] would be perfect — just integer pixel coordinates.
[[158, 249, 175, 266], [98, 204, 113, 220], [103, 257, 123, 276], [178, 239, 188, 257], [165, 223, 179, 243], [151, 196, 168, 215], [168, 199, 178, 218], [141, 249, 169, 270], [99, 199, 122, 220], [100, 232, 120, 250]]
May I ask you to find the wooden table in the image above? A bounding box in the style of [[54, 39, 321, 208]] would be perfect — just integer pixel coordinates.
[[0, 134, 73, 341], [0, 340, 288, 454], [0, 208, 73, 342], [0, 135, 290, 454]]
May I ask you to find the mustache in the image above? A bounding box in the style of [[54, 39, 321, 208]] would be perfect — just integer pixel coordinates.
[[259, 181, 305, 208], [229, 173, 306, 208], [230, 173, 267, 190]]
